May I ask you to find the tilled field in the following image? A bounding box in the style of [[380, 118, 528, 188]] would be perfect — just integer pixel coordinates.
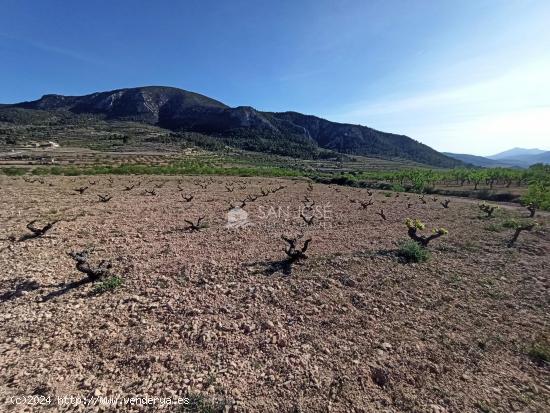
[[0, 175, 548, 412]]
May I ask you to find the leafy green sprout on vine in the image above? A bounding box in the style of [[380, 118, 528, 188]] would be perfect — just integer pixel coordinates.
[[405, 218, 448, 247]]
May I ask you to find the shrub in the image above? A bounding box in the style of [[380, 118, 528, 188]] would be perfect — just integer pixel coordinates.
[[527, 340, 550, 364], [398, 240, 430, 262], [93, 276, 123, 294]]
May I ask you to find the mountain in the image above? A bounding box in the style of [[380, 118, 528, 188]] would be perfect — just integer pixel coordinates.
[[489, 147, 546, 160], [528, 151, 550, 164], [445, 149, 550, 168], [1, 86, 462, 167], [492, 151, 550, 168], [487, 147, 550, 167]]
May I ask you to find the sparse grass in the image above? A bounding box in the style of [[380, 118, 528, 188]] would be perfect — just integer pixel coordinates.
[[485, 289, 506, 300], [461, 240, 481, 252], [478, 276, 495, 288], [474, 401, 492, 413], [484, 222, 503, 232], [93, 276, 123, 294], [157, 279, 169, 289], [180, 393, 225, 413], [205, 373, 216, 387], [446, 274, 463, 286], [397, 240, 430, 262], [527, 340, 550, 364]]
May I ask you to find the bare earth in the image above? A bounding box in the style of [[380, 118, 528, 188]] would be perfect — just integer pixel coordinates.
[[0, 175, 548, 412]]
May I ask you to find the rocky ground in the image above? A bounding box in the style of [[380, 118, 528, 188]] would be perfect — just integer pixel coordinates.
[[0, 175, 548, 412]]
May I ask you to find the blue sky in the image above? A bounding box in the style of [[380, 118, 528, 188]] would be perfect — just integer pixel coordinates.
[[1, 0, 549, 155]]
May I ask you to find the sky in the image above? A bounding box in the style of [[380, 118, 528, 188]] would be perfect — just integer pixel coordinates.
[[1, 0, 549, 156]]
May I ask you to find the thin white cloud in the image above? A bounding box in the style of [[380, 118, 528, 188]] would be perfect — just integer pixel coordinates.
[[0, 32, 103, 65]]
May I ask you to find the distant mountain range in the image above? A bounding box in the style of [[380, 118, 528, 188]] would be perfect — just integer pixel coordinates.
[[489, 147, 546, 159], [444, 147, 550, 168], [0, 86, 462, 168]]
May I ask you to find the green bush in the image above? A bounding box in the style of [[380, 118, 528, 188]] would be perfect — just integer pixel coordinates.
[[1, 167, 27, 176], [398, 240, 430, 262], [93, 276, 123, 294]]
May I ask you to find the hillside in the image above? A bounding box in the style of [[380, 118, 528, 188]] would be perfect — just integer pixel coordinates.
[[1, 86, 462, 168]]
